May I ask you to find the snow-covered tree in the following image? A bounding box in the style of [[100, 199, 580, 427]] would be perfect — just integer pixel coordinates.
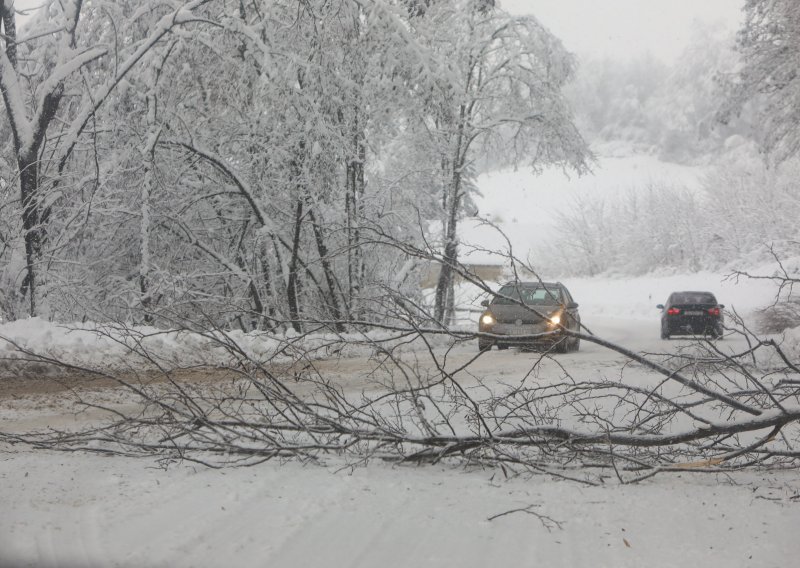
[[414, 0, 589, 324], [0, 0, 211, 317], [723, 0, 800, 163]]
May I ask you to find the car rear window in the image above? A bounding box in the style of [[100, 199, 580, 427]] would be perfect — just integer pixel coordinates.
[[494, 286, 562, 305], [673, 292, 717, 305]]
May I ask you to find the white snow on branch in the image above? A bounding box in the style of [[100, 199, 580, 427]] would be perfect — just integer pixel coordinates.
[[19, 46, 108, 157], [0, 49, 32, 152], [57, 0, 212, 166]]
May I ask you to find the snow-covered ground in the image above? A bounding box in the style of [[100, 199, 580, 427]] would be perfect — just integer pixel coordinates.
[[2, 447, 796, 568]]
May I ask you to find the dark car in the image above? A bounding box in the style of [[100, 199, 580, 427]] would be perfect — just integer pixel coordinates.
[[478, 281, 581, 353], [657, 291, 725, 339]]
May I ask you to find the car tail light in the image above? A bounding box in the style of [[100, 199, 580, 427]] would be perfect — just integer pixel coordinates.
[[708, 307, 720, 316], [667, 308, 681, 315]]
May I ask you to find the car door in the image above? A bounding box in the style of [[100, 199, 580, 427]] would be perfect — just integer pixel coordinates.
[[561, 286, 580, 331]]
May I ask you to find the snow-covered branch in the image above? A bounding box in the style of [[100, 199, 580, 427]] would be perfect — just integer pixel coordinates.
[[57, 0, 215, 167]]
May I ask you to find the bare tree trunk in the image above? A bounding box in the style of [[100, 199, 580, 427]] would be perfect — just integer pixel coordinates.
[[233, 221, 267, 332], [433, 184, 460, 325], [287, 200, 304, 333], [309, 209, 346, 330], [346, 108, 366, 316], [434, 103, 468, 325], [257, 240, 278, 332], [138, 42, 178, 324], [140, 134, 157, 325], [18, 159, 44, 316]]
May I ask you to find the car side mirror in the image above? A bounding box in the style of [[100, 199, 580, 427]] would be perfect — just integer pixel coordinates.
[[719, 304, 725, 309], [480, 299, 489, 307], [656, 304, 664, 309], [567, 302, 578, 309]]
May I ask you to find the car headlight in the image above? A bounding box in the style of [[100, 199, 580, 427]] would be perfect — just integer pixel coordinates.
[[481, 313, 496, 326], [548, 313, 561, 325]]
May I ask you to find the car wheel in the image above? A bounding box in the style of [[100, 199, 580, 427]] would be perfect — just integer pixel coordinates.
[[478, 339, 492, 352], [572, 337, 580, 352], [660, 323, 670, 340], [554, 337, 569, 354]]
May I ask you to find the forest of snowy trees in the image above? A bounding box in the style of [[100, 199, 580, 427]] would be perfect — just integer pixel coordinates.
[[1, 0, 798, 330], [0, 0, 593, 328]]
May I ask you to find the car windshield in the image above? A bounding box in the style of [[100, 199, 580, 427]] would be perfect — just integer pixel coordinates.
[[673, 292, 716, 305], [493, 286, 561, 305]]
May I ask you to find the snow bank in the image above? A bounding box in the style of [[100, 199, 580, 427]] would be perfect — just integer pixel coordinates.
[[0, 318, 219, 374], [0, 318, 458, 376]]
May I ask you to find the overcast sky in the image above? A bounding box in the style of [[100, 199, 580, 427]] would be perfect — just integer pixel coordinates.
[[500, 0, 744, 63]]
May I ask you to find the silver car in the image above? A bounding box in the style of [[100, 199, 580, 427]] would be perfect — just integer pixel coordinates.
[[478, 281, 581, 353]]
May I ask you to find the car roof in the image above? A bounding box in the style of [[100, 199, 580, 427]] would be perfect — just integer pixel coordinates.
[[500, 281, 563, 288], [669, 291, 718, 302]]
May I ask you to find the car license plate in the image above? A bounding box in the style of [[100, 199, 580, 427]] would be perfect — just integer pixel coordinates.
[[684, 311, 703, 316]]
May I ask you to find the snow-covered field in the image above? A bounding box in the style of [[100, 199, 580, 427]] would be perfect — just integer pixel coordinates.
[[461, 152, 704, 265], [2, 154, 800, 568]]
